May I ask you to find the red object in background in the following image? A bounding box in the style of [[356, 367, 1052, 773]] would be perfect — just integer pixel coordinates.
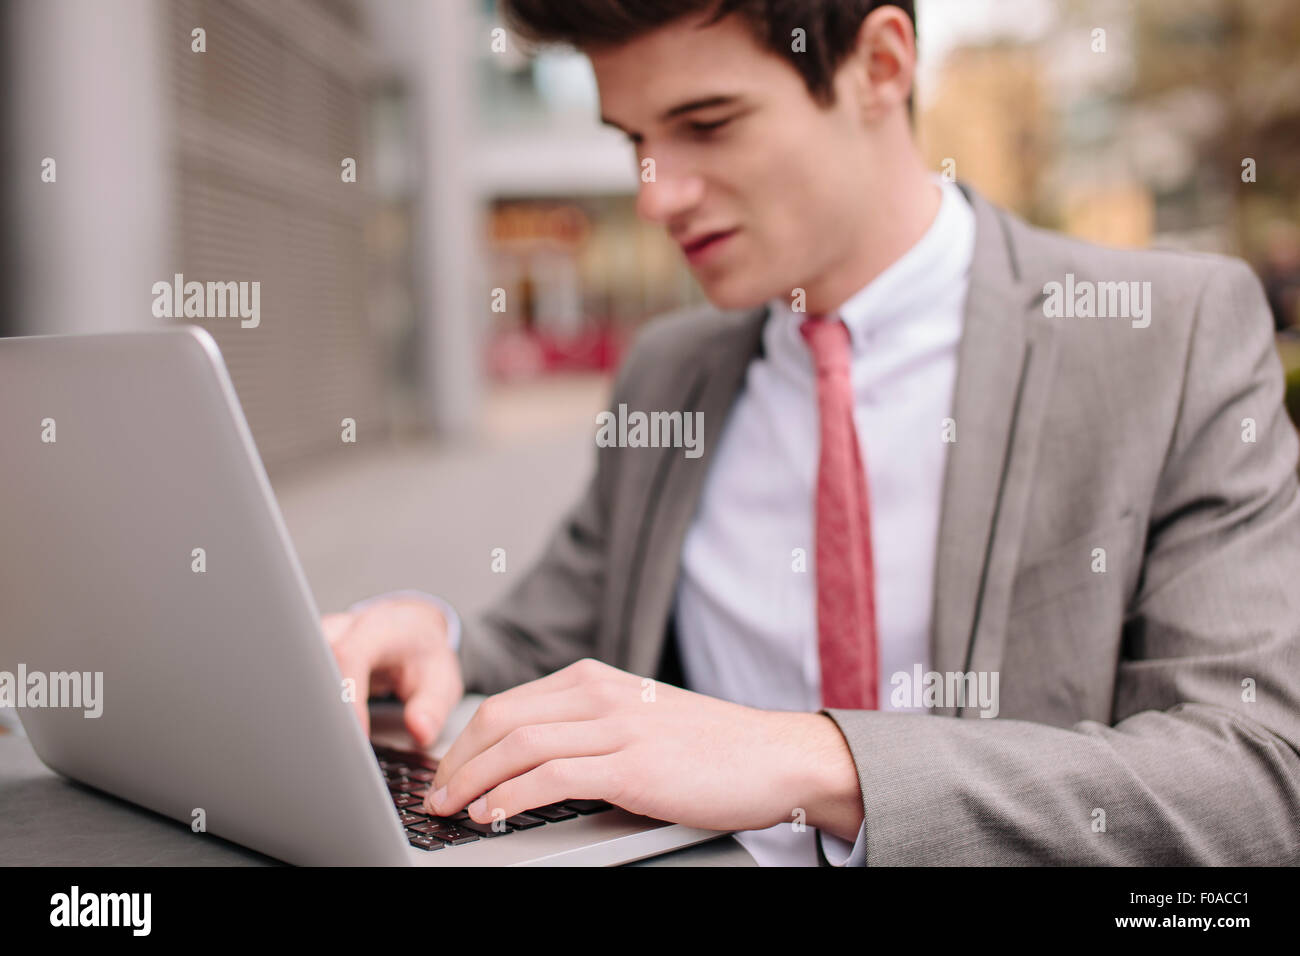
[[486, 323, 625, 381]]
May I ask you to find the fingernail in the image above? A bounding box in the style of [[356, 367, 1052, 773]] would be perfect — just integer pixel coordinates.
[[468, 797, 486, 819], [430, 786, 447, 811]]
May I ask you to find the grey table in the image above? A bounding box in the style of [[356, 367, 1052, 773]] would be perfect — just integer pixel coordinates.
[[0, 704, 756, 867]]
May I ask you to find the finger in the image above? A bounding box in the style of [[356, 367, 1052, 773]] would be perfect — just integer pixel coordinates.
[[428, 717, 622, 817], [331, 604, 447, 739], [331, 624, 405, 729], [430, 718, 621, 817], [458, 754, 623, 826], [400, 652, 461, 749], [432, 685, 610, 790]]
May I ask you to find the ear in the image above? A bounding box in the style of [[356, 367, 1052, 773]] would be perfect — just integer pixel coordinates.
[[853, 5, 916, 122]]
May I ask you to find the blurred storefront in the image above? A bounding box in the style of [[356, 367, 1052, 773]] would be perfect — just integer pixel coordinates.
[[473, 0, 704, 383]]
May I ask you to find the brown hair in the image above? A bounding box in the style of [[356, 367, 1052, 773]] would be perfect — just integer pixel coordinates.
[[499, 0, 918, 113]]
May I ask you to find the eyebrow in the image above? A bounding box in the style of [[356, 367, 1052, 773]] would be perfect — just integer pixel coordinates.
[[600, 94, 743, 135]]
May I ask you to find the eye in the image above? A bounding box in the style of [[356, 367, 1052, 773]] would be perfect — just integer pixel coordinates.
[[688, 117, 731, 134]]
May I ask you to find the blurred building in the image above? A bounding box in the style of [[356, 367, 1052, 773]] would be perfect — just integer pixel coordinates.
[[2, 0, 709, 474], [473, 1, 705, 382], [7, 0, 1298, 474], [2, 0, 416, 473], [167, 0, 391, 467], [918, 41, 1052, 219], [922, 0, 1300, 259]]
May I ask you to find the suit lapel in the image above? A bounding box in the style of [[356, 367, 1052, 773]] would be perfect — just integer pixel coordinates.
[[620, 306, 769, 678], [929, 184, 1060, 715]]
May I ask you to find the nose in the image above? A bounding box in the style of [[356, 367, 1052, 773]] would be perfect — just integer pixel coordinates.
[[635, 165, 704, 227]]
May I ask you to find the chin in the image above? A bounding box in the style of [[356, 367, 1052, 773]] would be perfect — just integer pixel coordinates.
[[695, 273, 777, 313]]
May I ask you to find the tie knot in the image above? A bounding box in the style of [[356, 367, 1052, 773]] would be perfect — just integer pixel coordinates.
[[799, 313, 850, 373]]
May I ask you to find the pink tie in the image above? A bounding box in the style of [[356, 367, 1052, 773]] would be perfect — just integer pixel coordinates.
[[800, 314, 880, 710]]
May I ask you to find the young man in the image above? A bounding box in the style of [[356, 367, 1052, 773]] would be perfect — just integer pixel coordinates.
[[323, 1, 1300, 865]]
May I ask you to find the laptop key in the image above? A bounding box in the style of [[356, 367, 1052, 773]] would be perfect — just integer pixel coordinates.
[[527, 803, 578, 822], [458, 819, 512, 838], [505, 812, 546, 829], [393, 795, 423, 809], [416, 808, 468, 822], [423, 825, 480, 846], [561, 799, 612, 814], [423, 814, 464, 827], [411, 819, 471, 835], [374, 745, 438, 771], [408, 834, 443, 852]]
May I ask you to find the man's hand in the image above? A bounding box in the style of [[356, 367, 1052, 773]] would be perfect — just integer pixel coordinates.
[[322, 597, 464, 749], [423, 658, 865, 841]]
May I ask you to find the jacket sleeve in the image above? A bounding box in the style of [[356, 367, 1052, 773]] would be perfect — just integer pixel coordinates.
[[455, 467, 610, 696], [822, 258, 1300, 864], [454, 347, 643, 696]]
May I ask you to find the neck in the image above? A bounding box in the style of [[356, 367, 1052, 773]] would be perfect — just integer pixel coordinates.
[[800, 143, 942, 315]]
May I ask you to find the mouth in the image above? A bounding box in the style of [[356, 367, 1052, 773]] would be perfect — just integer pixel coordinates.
[[679, 228, 739, 265]]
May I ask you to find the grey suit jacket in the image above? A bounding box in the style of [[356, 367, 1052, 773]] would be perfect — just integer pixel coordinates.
[[456, 182, 1300, 864]]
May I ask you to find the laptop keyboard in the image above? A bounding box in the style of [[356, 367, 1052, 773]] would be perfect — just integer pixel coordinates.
[[373, 744, 612, 852]]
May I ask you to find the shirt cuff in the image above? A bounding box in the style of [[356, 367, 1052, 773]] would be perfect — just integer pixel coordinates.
[[346, 589, 461, 653], [818, 820, 867, 866]]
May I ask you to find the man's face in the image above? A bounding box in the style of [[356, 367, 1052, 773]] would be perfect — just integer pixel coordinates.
[[590, 11, 877, 311]]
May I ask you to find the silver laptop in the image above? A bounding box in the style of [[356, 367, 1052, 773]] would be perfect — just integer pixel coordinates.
[[0, 326, 728, 865]]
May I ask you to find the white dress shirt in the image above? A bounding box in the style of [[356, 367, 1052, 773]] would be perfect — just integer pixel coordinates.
[[672, 175, 975, 865]]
